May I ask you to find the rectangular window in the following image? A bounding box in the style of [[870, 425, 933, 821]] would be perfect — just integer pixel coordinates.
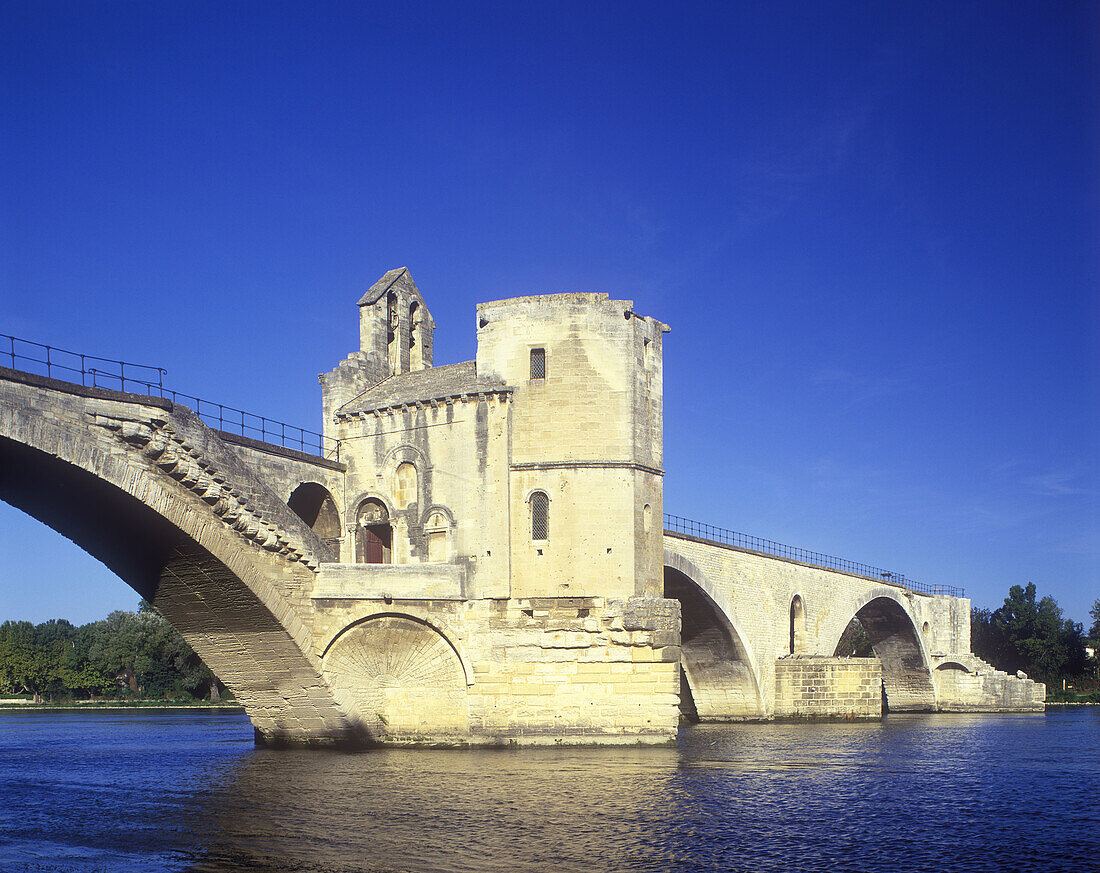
[[530, 347, 545, 380]]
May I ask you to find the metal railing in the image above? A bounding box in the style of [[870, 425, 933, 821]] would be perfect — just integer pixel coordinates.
[[2, 333, 339, 461], [664, 513, 963, 597]]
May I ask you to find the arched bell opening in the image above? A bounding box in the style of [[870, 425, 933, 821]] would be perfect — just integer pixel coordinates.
[[288, 482, 342, 561], [832, 596, 935, 713], [664, 566, 763, 721]]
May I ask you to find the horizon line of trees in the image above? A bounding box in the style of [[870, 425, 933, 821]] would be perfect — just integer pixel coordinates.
[[972, 584, 1099, 686], [0, 601, 225, 703]]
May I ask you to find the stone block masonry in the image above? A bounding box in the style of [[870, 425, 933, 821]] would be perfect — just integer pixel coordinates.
[[774, 656, 882, 719]]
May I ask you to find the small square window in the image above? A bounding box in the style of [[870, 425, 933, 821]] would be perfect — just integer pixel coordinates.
[[530, 348, 545, 380]]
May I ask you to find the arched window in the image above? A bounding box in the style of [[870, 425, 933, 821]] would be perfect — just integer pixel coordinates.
[[394, 462, 418, 508], [530, 491, 549, 541], [355, 498, 392, 564], [643, 503, 652, 535]]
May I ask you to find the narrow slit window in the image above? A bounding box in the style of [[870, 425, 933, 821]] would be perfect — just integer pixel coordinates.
[[530, 347, 545, 380], [531, 491, 549, 540]]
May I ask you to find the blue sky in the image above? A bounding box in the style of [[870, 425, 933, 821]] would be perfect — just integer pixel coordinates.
[[1, 1, 1097, 626]]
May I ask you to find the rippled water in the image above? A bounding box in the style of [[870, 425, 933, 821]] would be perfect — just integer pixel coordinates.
[[0, 708, 1096, 872]]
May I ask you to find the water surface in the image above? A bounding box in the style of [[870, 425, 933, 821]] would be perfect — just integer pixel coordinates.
[[0, 708, 1096, 872]]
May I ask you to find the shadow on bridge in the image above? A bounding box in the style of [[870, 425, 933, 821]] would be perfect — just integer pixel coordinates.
[[663, 563, 766, 721]]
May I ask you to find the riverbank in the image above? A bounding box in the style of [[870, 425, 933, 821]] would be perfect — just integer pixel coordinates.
[[0, 698, 243, 710]]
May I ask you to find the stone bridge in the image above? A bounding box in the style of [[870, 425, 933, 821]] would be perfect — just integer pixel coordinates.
[[663, 534, 1041, 719], [0, 279, 1044, 746]]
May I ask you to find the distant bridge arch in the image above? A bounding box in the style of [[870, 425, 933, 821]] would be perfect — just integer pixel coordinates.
[[826, 592, 936, 712]]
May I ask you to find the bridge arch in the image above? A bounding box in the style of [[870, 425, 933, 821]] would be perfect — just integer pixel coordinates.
[[828, 591, 936, 712], [663, 549, 765, 720], [0, 377, 359, 744]]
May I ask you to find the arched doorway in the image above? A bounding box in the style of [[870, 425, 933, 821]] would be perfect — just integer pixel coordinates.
[[288, 482, 342, 561], [664, 566, 763, 720], [832, 596, 935, 712], [355, 498, 392, 564]]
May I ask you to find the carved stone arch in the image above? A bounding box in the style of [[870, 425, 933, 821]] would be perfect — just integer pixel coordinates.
[[381, 442, 429, 469], [663, 548, 766, 720], [382, 444, 430, 510], [828, 588, 935, 669], [347, 491, 393, 526], [0, 391, 358, 744], [421, 504, 455, 527], [828, 589, 936, 712], [321, 610, 474, 686], [320, 612, 471, 739]]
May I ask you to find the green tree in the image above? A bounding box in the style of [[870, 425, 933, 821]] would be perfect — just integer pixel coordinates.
[[0, 621, 51, 700], [979, 582, 1088, 683]]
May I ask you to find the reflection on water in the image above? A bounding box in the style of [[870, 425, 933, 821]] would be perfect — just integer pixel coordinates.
[[0, 709, 1097, 872]]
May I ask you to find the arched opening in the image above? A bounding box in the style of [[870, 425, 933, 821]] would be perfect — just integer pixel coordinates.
[[386, 291, 399, 375], [409, 301, 422, 370], [789, 594, 805, 655], [664, 566, 763, 720], [288, 482, 342, 561], [355, 499, 392, 564], [0, 429, 356, 743], [832, 596, 935, 712]]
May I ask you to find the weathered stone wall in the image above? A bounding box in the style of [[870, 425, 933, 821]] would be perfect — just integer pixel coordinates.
[[326, 390, 512, 600], [476, 293, 669, 600], [310, 594, 681, 744], [774, 656, 883, 719], [221, 432, 345, 507]]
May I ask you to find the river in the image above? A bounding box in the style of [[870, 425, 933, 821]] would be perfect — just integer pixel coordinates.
[[0, 708, 1096, 872]]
